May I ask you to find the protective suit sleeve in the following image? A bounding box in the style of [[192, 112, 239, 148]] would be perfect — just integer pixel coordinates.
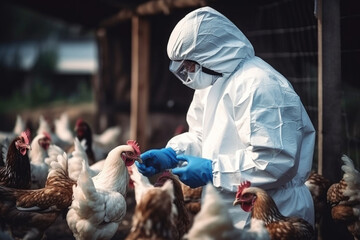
[[213, 74, 305, 192], [166, 89, 208, 156]]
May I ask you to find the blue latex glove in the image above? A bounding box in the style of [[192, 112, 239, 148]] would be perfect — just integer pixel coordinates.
[[136, 148, 178, 177], [172, 155, 213, 188]]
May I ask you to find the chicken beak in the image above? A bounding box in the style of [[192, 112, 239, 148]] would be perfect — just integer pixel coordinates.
[[135, 157, 143, 164], [233, 198, 240, 206], [26, 144, 31, 150]]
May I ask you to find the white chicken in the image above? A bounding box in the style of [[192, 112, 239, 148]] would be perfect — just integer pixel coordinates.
[[93, 125, 122, 152], [68, 137, 99, 181], [29, 131, 52, 189], [66, 140, 142, 240], [327, 155, 360, 239], [54, 112, 74, 146], [184, 183, 270, 240], [36, 115, 71, 150], [0, 115, 25, 143], [128, 163, 153, 204]]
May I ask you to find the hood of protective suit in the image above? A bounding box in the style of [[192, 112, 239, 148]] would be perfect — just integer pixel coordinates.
[[167, 6, 254, 77]]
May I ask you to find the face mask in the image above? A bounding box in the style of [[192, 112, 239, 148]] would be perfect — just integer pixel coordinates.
[[183, 70, 218, 90], [169, 60, 220, 90]]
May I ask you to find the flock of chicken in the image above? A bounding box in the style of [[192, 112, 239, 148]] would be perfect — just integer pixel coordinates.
[[0, 113, 359, 240]]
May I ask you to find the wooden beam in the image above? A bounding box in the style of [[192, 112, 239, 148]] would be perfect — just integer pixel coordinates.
[[99, 0, 206, 27], [130, 16, 150, 150]]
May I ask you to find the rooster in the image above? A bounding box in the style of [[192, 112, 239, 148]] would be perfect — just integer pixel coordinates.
[[0, 149, 76, 240], [0, 130, 32, 189], [29, 131, 52, 189], [184, 183, 270, 240], [327, 155, 360, 240], [233, 181, 315, 240], [125, 180, 178, 240], [66, 140, 142, 240]]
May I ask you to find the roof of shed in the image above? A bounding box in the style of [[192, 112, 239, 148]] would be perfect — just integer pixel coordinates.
[[7, 0, 209, 29]]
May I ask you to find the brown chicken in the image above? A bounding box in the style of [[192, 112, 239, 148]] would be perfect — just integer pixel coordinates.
[[0, 130, 32, 189], [68, 119, 96, 165], [327, 155, 360, 240], [0, 150, 76, 240], [125, 180, 177, 240], [305, 171, 331, 227], [180, 182, 202, 223], [154, 171, 191, 239], [233, 181, 315, 240]]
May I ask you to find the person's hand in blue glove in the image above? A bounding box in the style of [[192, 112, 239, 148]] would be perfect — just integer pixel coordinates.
[[172, 155, 213, 188], [135, 148, 178, 177]]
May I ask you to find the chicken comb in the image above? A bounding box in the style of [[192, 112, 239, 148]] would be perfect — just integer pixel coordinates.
[[236, 180, 251, 198], [127, 140, 141, 156], [21, 129, 31, 145], [75, 118, 84, 126], [43, 131, 52, 141], [154, 170, 173, 187]]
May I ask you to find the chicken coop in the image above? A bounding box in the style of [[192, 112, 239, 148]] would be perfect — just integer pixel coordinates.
[[0, 0, 359, 239]]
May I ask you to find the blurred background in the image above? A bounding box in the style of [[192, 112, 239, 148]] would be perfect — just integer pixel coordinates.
[[0, 0, 359, 176], [0, 1, 359, 240]]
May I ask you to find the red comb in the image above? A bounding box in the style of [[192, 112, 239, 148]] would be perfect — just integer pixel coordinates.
[[160, 170, 172, 178], [236, 181, 251, 198], [127, 140, 141, 156], [21, 129, 31, 145], [76, 118, 84, 126], [43, 131, 52, 141]]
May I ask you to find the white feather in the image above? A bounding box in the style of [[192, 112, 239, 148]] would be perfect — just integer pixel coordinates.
[[129, 163, 153, 204], [54, 112, 74, 144], [67, 144, 134, 240], [341, 155, 360, 202], [29, 133, 50, 189], [185, 183, 270, 240]]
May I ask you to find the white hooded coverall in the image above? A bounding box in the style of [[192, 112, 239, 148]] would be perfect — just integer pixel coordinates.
[[166, 6, 315, 228]]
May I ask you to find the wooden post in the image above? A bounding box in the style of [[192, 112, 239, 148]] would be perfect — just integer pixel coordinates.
[[320, 0, 342, 183], [130, 16, 150, 150], [318, 1, 352, 239], [317, 0, 323, 175]]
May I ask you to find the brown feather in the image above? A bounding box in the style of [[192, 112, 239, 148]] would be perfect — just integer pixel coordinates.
[[0, 155, 76, 240], [154, 171, 191, 239], [234, 186, 315, 240], [126, 183, 177, 240], [0, 136, 31, 189]]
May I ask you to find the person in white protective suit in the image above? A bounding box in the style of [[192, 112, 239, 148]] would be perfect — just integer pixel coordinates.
[[136, 6, 315, 228]]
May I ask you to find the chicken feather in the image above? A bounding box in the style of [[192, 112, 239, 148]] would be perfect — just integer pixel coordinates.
[[234, 181, 315, 240], [0, 148, 75, 240], [67, 141, 141, 240], [327, 154, 360, 239], [185, 183, 270, 240]]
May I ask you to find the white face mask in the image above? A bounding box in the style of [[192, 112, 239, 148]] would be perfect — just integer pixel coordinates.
[[169, 60, 220, 90], [183, 70, 217, 90]]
